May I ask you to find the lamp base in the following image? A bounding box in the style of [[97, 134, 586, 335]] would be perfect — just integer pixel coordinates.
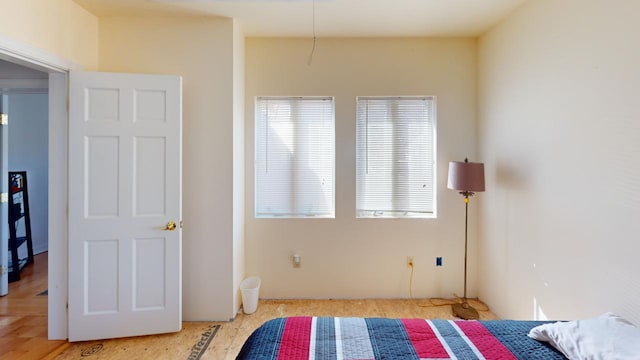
[[452, 301, 479, 320]]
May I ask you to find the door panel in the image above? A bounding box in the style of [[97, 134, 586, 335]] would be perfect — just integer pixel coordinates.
[[135, 89, 166, 123], [86, 136, 120, 218], [133, 237, 165, 310], [68, 71, 182, 341], [134, 136, 166, 216], [86, 239, 119, 314]]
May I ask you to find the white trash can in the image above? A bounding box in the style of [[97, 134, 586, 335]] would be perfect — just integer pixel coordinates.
[[240, 276, 261, 314]]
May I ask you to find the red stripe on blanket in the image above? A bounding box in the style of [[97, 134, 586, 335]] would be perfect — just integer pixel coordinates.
[[277, 316, 313, 360], [455, 321, 517, 359], [401, 319, 449, 358]]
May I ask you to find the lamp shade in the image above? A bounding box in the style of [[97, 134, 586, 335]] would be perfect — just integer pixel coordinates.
[[447, 160, 485, 192]]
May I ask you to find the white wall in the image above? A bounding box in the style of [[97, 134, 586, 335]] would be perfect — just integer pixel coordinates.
[[8, 93, 48, 255], [99, 16, 238, 321], [245, 37, 479, 299], [478, 0, 640, 325]]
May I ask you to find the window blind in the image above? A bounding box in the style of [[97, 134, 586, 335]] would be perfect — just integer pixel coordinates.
[[356, 96, 436, 218], [255, 97, 335, 218]]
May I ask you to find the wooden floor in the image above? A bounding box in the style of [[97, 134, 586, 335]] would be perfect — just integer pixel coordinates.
[[0, 253, 498, 359], [0, 253, 68, 359]]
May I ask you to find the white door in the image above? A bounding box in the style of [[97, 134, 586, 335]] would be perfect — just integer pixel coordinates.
[[0, 95, 8, 296], [68, 71, 182, 341]]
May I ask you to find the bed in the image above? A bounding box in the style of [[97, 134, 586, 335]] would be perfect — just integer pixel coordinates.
[[236, 316, 566, 359]]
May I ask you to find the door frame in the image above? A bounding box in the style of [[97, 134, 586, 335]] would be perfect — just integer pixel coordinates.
[[0, 33, 80, 340]]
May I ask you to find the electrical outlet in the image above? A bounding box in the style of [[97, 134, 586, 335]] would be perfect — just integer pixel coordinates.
[[292, 254, 301, 268], [406, 256, 414, 268]]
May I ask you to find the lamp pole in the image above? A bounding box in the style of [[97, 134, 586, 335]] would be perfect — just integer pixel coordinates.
[[463, 194, 469, 304], [448, 156, 484, 320], [451, 190, 479, 319]]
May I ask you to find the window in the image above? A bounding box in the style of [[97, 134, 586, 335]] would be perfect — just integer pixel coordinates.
[[255, 97, 335, 218], [356, 97, 436, 218]]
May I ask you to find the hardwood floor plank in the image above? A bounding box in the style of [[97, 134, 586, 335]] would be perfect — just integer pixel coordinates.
[[40, 343, 71, 360], [0, 253, 66, 360]]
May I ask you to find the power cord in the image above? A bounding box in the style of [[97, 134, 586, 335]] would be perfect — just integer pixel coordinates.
[[451, 291, 490, 312], [407, 261, 489, 311]]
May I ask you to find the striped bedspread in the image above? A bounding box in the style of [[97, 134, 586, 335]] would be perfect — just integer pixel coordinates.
[[236, 317, 566, 360]]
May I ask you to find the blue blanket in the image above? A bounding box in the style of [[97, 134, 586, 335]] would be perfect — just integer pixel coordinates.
[[236, 317, 566, 360]]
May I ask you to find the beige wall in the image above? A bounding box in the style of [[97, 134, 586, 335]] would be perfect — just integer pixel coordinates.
[[0, 0, 97, 69], [232, 20, 246, 314], [99, 16, 238, 320], [245, 37, 479, 299], [478, 0, 640, 324]]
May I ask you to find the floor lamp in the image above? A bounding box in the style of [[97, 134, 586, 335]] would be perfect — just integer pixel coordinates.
[[447, 158, 485, 320]]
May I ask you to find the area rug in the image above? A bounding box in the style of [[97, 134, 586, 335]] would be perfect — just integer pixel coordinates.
[[55, 323, 221, 360]]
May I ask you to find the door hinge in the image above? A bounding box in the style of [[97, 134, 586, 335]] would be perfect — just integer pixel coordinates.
[[180, 220, 183, 229], [0, 192, 6, 203], [0, 113, 7, 125], [0, 265, 7, 276]]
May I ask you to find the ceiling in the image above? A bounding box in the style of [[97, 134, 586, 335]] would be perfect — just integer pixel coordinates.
[[73, 0, 527, 37]]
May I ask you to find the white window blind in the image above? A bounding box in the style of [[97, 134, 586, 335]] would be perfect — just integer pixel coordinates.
[[356, 97, 436, 218], [255, 97, 335, 218]]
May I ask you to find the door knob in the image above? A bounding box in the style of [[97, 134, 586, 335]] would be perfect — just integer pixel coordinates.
[[164, 221, 177, 231]]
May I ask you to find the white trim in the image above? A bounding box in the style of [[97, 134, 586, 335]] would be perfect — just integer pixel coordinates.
[[0, 33, 77, 340], [48, 72, 68, 340], [0, 95, 8, 296], [0, 34, 78, 73]]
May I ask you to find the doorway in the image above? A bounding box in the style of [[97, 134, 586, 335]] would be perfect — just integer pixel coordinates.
[[0, 36, 71, 340], [0, 59, 49, 294], [0, 35, 183, 342]]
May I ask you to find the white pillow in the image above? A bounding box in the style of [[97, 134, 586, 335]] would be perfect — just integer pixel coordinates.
[[528, 312, 640, 360]]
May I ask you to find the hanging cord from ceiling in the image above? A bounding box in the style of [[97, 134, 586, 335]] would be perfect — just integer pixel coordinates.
[[307, 0, 317, 66]]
